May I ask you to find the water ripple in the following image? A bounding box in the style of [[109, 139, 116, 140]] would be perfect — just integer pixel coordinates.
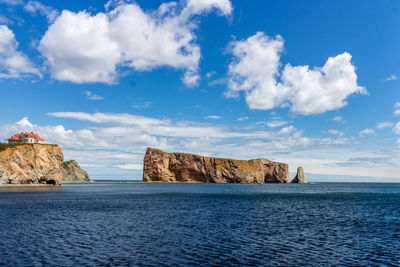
[[0, 183, 400, 266]]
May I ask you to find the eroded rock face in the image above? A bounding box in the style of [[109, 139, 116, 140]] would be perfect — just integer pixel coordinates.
[[0, 144, 64, 185], [143, 147, 289, 183], [291, 167, 307, 183], [62, 160, 93, 183]]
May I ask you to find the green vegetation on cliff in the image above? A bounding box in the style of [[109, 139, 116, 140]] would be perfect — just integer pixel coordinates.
[[0, 143, 58, 153]]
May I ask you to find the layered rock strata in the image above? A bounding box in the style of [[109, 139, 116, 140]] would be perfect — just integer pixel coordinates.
[[0, 144, 64, 185], [62, 160, 93, 183], [143, 147, 289, 183]]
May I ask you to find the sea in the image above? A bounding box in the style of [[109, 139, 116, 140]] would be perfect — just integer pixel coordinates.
[[0, 182, 399, 266]]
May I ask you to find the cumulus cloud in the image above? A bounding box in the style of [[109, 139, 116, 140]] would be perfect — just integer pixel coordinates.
[[24, 1, 59, 22], [377, 121, 394, 129], [0, 25, 41, 79], [226, 32, 366, 115], [39, 0, 232, 85], [359, 128, 375, 137]]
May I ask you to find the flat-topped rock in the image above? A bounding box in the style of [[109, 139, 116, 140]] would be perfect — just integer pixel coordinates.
[[143, 147, 289, 183]]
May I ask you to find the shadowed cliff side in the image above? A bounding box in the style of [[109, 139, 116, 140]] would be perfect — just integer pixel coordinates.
[[62, 160, 93, 183], [143, 147, 289, 183], [0, 143, 63, 185]]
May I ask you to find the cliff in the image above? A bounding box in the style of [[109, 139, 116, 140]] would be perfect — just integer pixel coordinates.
[[143, 147, 289, 183], [62, 160, 93, 183], [0, 143, 64, 185]]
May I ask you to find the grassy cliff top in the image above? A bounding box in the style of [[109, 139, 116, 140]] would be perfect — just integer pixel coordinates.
[[62, 160, 77, 169], [0, 143, 58, 152]]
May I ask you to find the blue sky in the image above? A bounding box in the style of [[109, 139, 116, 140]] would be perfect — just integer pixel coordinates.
[[0, 0, 399, 181]]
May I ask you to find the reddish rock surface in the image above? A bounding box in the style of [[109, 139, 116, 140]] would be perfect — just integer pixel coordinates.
[[143, 147, 289, 183]]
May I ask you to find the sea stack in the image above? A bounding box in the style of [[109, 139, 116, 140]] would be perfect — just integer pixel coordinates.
[[291, 167, 307, 183], [143, 147, 289, 183]]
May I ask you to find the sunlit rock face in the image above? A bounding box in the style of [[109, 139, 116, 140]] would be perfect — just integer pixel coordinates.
[[0, 144, 64, 185], [291, 167, 307, 184], [62, 160, 93, 183], [143, 147, 289, 183]]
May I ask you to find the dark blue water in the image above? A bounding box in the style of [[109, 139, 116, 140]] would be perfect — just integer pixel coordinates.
[[1, 182, 400, 266]]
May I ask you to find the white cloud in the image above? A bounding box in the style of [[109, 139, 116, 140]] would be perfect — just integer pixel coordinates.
[[206, 71, 217, 78], [332, 116, 342, 122], [227, 32, 285, 108], [114, 163, 143, 170], [359, 128, 375, 137], [39, 11, 120, 84], [393, 122, 400, 135], [24, 1, 59, 22], [237, 116, 248, 121], [266, 120, 288, 128], [10, 113, 400, 180], [226, 32, 366, 115], [326, 129, 345, 137], [204, 115, 222, 119], [16, 117, 33, 128], [39, 0, 232, 85], [0, 15, 12, 25], [377, 122, 394, 129], [84, 90, 104, 100], [385, 74, 398, 81], [47, 112, 168, 127], [184, 0, 232, 16], [0, 25, 41, 79], [394, 102, 400, 116], [0, 0, 23, 5]]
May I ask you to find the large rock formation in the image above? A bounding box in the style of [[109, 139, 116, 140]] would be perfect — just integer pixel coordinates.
[[0, 143, 64, 185], [143, 147, 289, 183], [291, 167, 307, 183], [62, 160, 93, 183]]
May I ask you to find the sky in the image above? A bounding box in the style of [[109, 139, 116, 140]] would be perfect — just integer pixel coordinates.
[[0, 0, 400, 182]]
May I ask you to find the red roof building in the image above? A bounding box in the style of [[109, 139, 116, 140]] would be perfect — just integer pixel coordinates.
[[7, 132, 45, 144]]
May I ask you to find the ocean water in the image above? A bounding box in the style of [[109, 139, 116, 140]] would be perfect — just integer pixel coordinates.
[[0, 182, 399, 266]]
